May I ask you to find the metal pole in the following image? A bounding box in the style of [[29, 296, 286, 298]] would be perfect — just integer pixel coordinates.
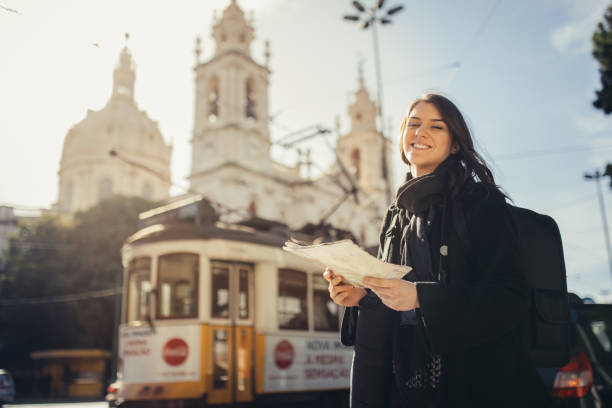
[[370, 16, 392, 205], [593, 171, 612, 282]]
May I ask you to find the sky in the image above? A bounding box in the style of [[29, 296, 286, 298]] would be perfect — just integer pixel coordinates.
[[1, 0, 612, 301]]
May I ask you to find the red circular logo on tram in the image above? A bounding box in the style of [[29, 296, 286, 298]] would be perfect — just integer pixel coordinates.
[[274, 340, 295, 370], [162, 338, 189, 366]]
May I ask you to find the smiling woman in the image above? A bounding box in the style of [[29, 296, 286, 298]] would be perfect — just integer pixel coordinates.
[[325, 94, 553, 407]]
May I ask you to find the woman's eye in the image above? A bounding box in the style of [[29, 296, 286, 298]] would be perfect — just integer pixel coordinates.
[[432, 126, 443, 130], [407, 123, 419, 128]]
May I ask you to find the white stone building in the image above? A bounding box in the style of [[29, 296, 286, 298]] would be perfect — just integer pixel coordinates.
[[188, 0, 393, 247], [56, 42, 172, 214]]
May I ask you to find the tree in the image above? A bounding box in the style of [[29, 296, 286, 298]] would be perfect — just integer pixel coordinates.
[[593, 5, 612, 113], [0, 196, 155, 366]]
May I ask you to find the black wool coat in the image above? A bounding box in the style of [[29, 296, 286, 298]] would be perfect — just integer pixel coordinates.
[[342, 183, 553, 408]]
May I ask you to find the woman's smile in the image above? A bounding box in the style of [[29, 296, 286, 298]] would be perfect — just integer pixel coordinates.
[[410, 142, 432, 150]]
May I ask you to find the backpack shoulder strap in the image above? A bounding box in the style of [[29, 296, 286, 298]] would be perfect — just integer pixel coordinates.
[[451, 199, 471, 254]]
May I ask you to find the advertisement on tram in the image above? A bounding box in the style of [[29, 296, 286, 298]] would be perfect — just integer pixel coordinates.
[[263, 335, 352, 392], [119, 325, 201, 384]]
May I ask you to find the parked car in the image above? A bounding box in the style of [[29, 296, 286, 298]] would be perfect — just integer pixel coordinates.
[[0, 369, 15, 407], [538, 294, 612, 407]]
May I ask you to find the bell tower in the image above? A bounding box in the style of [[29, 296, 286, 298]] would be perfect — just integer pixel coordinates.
[[190, 0, 271, 185], [337, 68, 392, 196]]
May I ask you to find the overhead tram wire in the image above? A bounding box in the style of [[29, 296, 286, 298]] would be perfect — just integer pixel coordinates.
[[108, 149, 252, 220], [444, 0, 502, 88], [0, 202, 48, 212], [271, 61, 461, 123], [494, 142, 612, 161], [0, 287, 122, 306], [541, 193, 598, 213], [456, 0, 502, 59]]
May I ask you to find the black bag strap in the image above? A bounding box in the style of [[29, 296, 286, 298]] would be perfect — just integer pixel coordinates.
[[451, 199, 471, 255], [439, 197, 473, 283], [438, 197, 449, 283]]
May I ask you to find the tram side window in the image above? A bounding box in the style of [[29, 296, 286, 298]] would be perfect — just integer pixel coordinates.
[[278, 269, 308, 330], [158, 253, 199, 318], [313, 274, 340, 332], [211, 265, 230, 318], [127, 257, 151, 322], [238, 267, 249, 319]]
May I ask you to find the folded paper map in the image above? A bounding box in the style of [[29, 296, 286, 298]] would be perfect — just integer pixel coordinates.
[[282, 239, 412, 288]]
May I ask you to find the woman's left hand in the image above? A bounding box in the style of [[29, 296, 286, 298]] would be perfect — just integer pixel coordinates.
[[362, 277, 420, 311]]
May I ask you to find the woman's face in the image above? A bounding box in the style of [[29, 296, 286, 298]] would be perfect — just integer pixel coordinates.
[[403, 102, 455, 177]]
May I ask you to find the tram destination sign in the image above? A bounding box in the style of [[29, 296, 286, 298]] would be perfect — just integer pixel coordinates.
[[119, 324, 201, 383], [264, 334, 352, 392]]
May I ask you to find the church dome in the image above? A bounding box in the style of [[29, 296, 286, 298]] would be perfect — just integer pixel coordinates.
[[57, 40, 172, 214]]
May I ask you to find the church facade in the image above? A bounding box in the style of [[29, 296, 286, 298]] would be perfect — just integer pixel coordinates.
[[56, 42, 172, 214], [188, 0, 393, 247]]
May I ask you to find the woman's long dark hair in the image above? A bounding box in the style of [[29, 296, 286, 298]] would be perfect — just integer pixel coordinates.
[[399, 93, 507, 200]]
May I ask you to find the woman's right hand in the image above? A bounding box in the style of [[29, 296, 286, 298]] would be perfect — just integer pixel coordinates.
[[323, 267, 366, 307]]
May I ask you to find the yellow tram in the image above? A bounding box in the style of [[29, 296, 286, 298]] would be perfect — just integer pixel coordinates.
[[107, 196, 353, 407]]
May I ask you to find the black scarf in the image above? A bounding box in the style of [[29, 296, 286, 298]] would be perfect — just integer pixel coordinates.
[[392, 158, 455, 395]]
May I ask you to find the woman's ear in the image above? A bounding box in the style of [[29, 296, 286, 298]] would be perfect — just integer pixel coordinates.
[[451, 141, 459, 154]]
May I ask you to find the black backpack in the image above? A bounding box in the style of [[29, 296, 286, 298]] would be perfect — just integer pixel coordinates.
[[453, 204, 571, 368]]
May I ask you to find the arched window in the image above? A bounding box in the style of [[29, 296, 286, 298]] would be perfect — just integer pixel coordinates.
[[98, 178, 113, 201], [142, 183, 153, 201], [209, 76, 220, 122], [351, 148, 361, 179], [245, 77, 256, 120]]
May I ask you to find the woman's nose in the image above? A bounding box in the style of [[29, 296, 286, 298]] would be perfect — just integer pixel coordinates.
[[414, 125, 427, 138]]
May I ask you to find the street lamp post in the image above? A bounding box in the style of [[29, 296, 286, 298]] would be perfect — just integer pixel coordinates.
[[584, 169, 612, 282], [343, 0, 404, 205]]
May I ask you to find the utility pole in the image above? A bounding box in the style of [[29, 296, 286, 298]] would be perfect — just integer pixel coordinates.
[[343, 0, 404, 205], [584, 168, 612, 282]]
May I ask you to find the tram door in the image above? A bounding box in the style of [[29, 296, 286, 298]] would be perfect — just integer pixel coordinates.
[[208, 262, 254, 405]]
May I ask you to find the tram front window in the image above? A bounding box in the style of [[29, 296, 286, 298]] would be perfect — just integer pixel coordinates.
[[127, 257, 151, 322], [278, 269, 307, 330], [313, 274, 340, 332], [157, 253, 199, 318]]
